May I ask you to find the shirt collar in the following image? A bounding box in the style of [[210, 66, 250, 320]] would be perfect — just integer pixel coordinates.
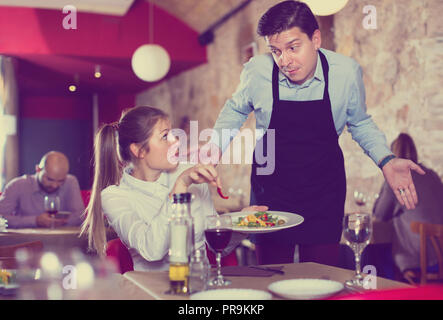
[[121, 167, 170, 198], [278, 51, 324, 88], [31, 173, 63, 196]]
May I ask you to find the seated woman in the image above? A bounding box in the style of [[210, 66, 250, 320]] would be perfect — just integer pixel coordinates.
[[81, 106, 265, 271], [373, 133, 443, 280]]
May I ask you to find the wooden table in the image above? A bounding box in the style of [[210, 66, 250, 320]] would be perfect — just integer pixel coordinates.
[[1, 262, 411, 300], [120, 262, 411, 300], [0, 227, 117, 254]]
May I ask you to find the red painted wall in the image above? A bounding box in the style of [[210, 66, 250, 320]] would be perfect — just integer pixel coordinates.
[[97, 93, 136, 125], [0, 1, 206, 62], [20, 94, 92, 120]]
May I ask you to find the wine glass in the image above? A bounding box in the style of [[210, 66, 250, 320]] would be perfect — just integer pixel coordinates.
[[204, 215, 233, 287], [44, 195, 60, 229], [342, 212, 372, 288], [353, 190, 366, 208]]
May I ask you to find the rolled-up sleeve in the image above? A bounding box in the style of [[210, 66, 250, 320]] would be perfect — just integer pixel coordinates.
[[209, 66, 254, 153], [101, 190, 171, 261], [346, 64, 392, 165]]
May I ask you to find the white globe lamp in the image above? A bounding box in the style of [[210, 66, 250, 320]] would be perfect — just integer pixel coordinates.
[[131, 44, 171, 82], [301, 0, 349, 16]]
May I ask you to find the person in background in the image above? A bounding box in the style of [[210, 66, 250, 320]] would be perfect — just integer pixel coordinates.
[[81, 106, 266, 271], [373, 133, 443, 279], [0, 151, 85, 228]]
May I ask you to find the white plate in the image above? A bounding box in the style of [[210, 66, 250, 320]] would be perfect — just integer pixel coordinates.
[[190, 288, 272, 300], [226, 211, 304, 234], [268, 279, 344, 300]]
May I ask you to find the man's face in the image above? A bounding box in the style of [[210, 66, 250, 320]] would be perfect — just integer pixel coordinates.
[[266, 27, 321, 85], [37, 168, 67, 194]]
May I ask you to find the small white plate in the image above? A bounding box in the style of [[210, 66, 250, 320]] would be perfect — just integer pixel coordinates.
[[225, 211, 304, 234], [190, 288, 272, 300], [268, 279, 344, 300]]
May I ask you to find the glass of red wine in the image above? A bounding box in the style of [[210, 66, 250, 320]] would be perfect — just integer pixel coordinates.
[[343, 212, 372, 288], [44, 195, 60, 229], [204, 214, 233, 287]]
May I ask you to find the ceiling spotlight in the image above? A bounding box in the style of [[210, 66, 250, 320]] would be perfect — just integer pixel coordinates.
[[94, 65, 102, 79], [69, 73, 79, 92]]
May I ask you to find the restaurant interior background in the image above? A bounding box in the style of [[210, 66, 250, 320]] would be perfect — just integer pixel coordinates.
[[0, 0, 441, 217]]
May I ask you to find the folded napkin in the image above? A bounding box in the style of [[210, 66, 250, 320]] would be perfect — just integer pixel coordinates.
[[221, 265, 284, 277]]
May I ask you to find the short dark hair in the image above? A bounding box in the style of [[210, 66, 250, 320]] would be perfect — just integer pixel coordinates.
[[257, 1, 319, 39]]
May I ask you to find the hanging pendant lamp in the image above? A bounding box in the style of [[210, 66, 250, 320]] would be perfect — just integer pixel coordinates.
[[131, 1, 171, 82], [301, 0, 349, 16]]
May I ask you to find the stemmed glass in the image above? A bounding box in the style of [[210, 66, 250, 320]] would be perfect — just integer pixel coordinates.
[[204, 215, 233, 287], [353, 190, 366, 207], [44, 195, 60, 229], [342, 212, 372, 288]]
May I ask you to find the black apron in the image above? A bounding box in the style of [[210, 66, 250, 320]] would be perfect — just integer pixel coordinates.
[[250, 50, 346, 245]]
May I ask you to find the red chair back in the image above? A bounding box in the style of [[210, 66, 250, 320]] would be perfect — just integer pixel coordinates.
[[205, 243, 238, 267], [105, 238, 134, 274], [80, 190, 91, 207], [105, 239, 237, 274]]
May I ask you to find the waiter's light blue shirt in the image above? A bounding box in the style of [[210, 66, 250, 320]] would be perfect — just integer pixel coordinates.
[[209, 48, 392, 165]]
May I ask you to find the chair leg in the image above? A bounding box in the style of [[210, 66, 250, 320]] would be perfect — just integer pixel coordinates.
[[420, 224, 428, 284], [403, 270, 418, 285]]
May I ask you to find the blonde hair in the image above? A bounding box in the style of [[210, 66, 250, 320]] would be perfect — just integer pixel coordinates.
[[81, 106, 168, 257]]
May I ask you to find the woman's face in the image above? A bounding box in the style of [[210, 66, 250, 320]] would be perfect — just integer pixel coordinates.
[[141, 118, 179, 171]]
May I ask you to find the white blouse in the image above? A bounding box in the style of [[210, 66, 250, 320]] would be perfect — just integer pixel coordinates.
[[101, 163, 217, 271]]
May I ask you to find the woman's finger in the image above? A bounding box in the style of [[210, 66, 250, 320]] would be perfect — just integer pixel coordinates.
[[203, 164, 218, 179], [189, 171, 200, 181], [196, 166, 217, 182]]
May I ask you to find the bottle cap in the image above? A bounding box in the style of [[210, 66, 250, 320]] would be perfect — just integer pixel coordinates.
[[173, 193, 192, 204]]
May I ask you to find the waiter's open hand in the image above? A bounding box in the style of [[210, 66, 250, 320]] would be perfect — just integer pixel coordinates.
[[382, 158, 426, 209]]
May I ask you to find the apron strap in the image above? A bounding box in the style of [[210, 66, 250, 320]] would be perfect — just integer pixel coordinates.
[[272, 62, 280, 102], [318, 50, 330, 101]]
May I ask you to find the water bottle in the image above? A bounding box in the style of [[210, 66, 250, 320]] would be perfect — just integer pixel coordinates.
[[188, 248, 210, 293]]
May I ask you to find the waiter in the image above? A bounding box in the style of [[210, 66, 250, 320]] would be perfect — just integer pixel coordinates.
[[207, 1, 425, 266]]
